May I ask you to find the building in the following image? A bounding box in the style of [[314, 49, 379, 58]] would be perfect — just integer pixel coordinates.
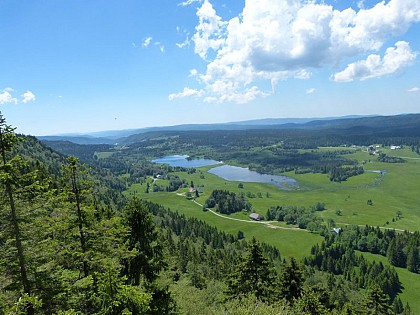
[[249, 213, 261, 221]]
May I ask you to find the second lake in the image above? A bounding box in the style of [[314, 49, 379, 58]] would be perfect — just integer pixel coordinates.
[[208, 165, 299, 190]]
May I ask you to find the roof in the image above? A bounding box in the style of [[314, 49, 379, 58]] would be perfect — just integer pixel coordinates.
[[249, 213, 260, 220]]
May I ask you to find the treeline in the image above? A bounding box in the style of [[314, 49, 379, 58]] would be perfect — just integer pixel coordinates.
[[378, 153, 406, 163], [305, 242, 401, 301], [42, 140, 112, 162], [326, 225, 420, 274], [266, 204, 325, 230], [204, 190, 252, 214], [329, 165, 364, 182]]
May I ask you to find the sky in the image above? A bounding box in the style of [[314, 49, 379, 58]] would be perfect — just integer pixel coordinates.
[[0, 0, 419, 136]]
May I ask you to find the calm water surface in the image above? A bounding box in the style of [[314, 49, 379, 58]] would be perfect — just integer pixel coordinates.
[[208, 165, 299, 190], [152, 155, 221, 168]]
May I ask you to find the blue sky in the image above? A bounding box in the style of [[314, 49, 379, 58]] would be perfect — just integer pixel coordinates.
[[0, 0, 419, 135]]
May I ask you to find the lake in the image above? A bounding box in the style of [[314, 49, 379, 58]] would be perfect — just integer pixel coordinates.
[[152, 155, 222, 168], [208, 165, 299, 190]]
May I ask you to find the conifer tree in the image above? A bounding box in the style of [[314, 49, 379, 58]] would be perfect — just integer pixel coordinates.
[[63, 156, 92, 278], [226, 237, 275, 301], [279, 257, 304, 304], [363, 285, 392, 315], [0, 113, 35, 314]]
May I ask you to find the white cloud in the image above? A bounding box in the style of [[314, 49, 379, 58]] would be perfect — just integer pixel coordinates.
[[0, 90, 18, 105], [189, 69, 198, 76], [0, 88, 36, 105], [306, 88, 316, 94], [333, 41, 417, 82], [173, 0, 420, 103], [193, 0, 227, 60], [176, 36, 191, 49], [407, 87, 420, 92], [142, 36, 152, 47], [178, 0, 202, 7], [22, 90, 36, 103], [168, 87, 205, 100]]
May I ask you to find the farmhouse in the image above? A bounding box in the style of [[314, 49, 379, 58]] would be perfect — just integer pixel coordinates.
[[332, 228, 342, 234], [249, 213, 261, 221]]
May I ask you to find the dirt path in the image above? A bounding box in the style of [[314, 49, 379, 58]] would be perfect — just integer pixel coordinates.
[[191, 199, 305, 231]]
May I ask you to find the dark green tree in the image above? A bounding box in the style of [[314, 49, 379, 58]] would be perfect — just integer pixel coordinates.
[[123, 198, 164, 285], [279, 257, 304, 304], [363, 285, 392, 315], [387, 238, 406, 268], [0, 113, 35, 314], [63, 156, 92, 278], [293, 287, 328, 315], [406, 243, 419, 273], [226, 237, 275, 301]]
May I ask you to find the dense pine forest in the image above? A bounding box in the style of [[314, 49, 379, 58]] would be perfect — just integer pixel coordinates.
[[1, 112, 418, 314]]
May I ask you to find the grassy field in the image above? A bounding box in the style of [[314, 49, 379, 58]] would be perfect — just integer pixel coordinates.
[[131, 187, 322, 260]]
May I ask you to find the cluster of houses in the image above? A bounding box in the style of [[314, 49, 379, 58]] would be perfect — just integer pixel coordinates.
[[368, 144, 401, 155]]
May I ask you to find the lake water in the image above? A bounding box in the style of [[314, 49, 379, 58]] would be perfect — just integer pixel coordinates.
[[152, 155, 222, 168], [208, 165, 299, 190], [153, 155, 299, 190]]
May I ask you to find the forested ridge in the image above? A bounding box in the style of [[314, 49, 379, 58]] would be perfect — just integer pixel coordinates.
[[44, 116, 420, 183], [0, 112, 415, 314]]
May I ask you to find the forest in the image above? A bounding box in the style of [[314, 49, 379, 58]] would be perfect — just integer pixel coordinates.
[[2, 112, 420, 314]]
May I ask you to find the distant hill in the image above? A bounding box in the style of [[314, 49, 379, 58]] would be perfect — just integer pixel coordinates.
[[37, 113, 420, 145]]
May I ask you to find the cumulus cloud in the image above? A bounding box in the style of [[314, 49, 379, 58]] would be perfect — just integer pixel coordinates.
[[407, 87, 420, 92], [168, 87, 205, 100], [0, 88, 35, 105], [22, 90, 36, 103], [192, 0, 227, 60], [0, 89, 18, 105], [306, 88, 316, 94], [333, 41, 417, 82], [171, 0, 420, 103]]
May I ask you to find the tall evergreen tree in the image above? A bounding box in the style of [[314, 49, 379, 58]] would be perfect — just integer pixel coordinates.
[[0, 113, 35, 315], [226, 237, 275, 301], [63, 156, 92, 278], [363, 285, 392, 315], [279, 257, 304, 304], [406, 243, 419, 273], [123, 198, 164, 285]]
